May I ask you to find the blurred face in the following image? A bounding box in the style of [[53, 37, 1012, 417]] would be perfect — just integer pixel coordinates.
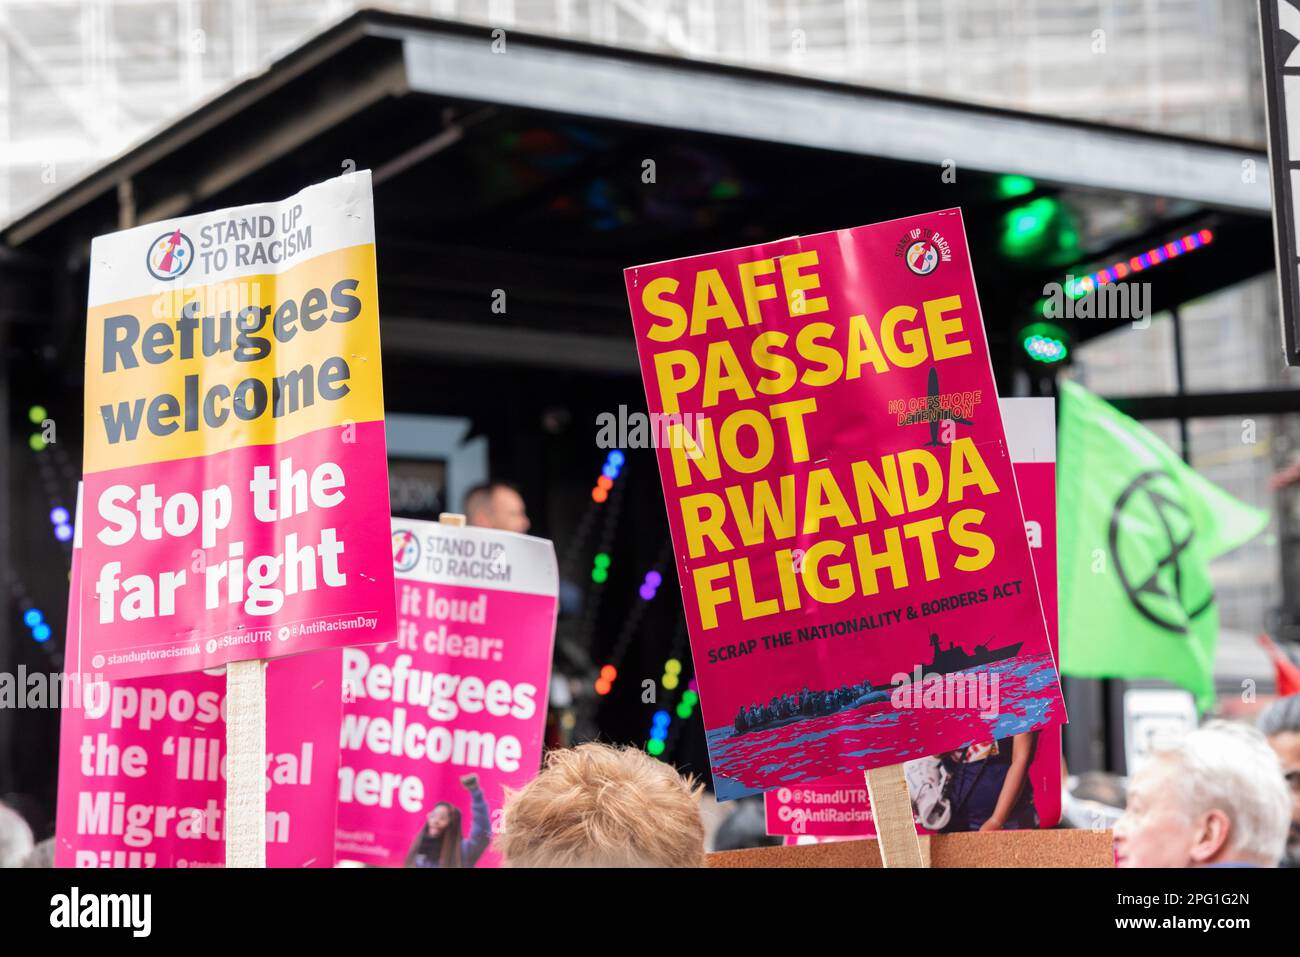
[[489, 487, 530, 533], [1114, 760, 1219, 868], [1266, 730, 1300, 861], [426, 805, 451, 837]]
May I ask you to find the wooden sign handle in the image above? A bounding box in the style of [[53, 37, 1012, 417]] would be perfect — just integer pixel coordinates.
[[439, 512, 467, 527], [865, 764, 926, 868], [226, 659, 267, 867]]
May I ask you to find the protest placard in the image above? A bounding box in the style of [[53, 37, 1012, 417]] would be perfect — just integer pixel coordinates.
[[624, 210, 1066, 799], [55, 511, 343, 867], [335, 516, 559, 867], [765, 399, 1062, 835], [78, 171, 395, 681]]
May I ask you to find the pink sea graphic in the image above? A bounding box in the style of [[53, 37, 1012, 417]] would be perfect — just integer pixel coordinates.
[[706, 652, 1062, 800]]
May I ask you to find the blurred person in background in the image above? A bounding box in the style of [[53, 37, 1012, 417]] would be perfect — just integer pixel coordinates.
[[404, 773, 491, 868], [1114, 721, 1290, 868], [0, 801, 34, 868], [499, 743, 705, 867], [1257, 694, 1300, 867], [464, 481, 530, 533]]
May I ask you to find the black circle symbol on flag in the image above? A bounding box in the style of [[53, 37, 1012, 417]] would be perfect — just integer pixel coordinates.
[[1108, 469, 1214, 635]]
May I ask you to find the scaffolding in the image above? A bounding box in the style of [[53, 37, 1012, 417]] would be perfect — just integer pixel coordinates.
[[0, 0, 1266, 225]]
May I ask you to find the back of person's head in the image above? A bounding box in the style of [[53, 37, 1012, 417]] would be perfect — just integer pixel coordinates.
[[0, 802, 34, 868], [500, 743, 705, 867], [1148, 720, 1289, 866]]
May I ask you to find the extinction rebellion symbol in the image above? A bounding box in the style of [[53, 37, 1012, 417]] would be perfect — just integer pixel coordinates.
[[1108, 469, 1214, 635]]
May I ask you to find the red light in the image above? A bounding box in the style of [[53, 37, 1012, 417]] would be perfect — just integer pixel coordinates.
[[1129, 257, 1143, 271], [597, 476, 613, 490], [600, 665, 617, 681], [1114, 263, 1129, 279], [592, 487, 608, 503], [595, 678, 611, 695], [1199, 229, 1213, 243]]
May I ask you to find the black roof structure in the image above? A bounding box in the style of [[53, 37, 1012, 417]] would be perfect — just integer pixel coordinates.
[[0, 8, 1279, 393]]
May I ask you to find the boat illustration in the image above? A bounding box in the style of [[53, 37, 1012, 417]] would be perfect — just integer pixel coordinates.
[[731, 631, 1022, 735], [920, 632, 1022, 677]]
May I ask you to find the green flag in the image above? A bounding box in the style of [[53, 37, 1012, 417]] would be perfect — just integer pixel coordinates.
[[1058, 379, 1269, 711]]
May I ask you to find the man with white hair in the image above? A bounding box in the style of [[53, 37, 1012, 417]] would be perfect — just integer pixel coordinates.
[[1114, 720, 1291, 868]]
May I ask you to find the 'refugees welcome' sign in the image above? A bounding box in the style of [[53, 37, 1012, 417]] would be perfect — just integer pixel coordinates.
[[79, 172, 395, 680]]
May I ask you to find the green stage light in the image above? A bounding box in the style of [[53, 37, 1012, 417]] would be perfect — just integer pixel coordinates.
[[1001, 197, 1056, 258], [1020, 322, 1070, 364], [646, 738, 666, 756], [997, 174, 1035, 199]]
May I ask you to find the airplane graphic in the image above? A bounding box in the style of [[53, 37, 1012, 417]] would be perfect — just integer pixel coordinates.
[[918, 366, 973, 446]]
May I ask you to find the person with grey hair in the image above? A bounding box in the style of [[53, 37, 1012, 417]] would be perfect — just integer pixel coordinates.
[[1257, 694, 1300, 867], [1114, 720, 1291, 868], [0, 801, 34, 868]]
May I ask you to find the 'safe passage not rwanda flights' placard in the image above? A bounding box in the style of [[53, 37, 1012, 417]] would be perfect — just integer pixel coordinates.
[[624, 209, 1067, 799], [79, 172, 396, 679]]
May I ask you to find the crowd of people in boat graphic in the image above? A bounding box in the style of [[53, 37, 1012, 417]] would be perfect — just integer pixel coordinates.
[[730, 631, 1024, 735]]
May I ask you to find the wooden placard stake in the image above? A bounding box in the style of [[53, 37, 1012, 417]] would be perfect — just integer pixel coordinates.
[[865, 764, 926, 868], [226, 658, 268, 867]]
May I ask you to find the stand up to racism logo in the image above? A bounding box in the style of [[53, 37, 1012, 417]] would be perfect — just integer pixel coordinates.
[[145, 228, 194, 281]]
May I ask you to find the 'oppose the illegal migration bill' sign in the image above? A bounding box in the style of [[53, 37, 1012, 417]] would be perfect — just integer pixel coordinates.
[[56, 501, 345, 867], [78, 171, 396, 680], [624, 209, 1067, 799]]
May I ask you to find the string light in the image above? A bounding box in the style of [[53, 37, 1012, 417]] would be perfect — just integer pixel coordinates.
[[591, 450, 625, 503], [647, 709, 670, 756], [21, 607, 49, 643], [594, 664, 616, 696], [676, 688, 699, 720], [594, 562, 668, 695], [590, 552, 611, 584], [1064, 229, 1214, 298], [28, 403, 49, 451], [49, 506, 72, 542], [662, 657, 681, 691]]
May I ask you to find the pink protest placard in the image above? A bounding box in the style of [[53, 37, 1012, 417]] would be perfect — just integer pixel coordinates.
[[78, 172, 395, 680], [56, 532, 344, 867], [335, 518, 558, 868], [625, 210, 1066, 799], [765, 399, 1063, 834]]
